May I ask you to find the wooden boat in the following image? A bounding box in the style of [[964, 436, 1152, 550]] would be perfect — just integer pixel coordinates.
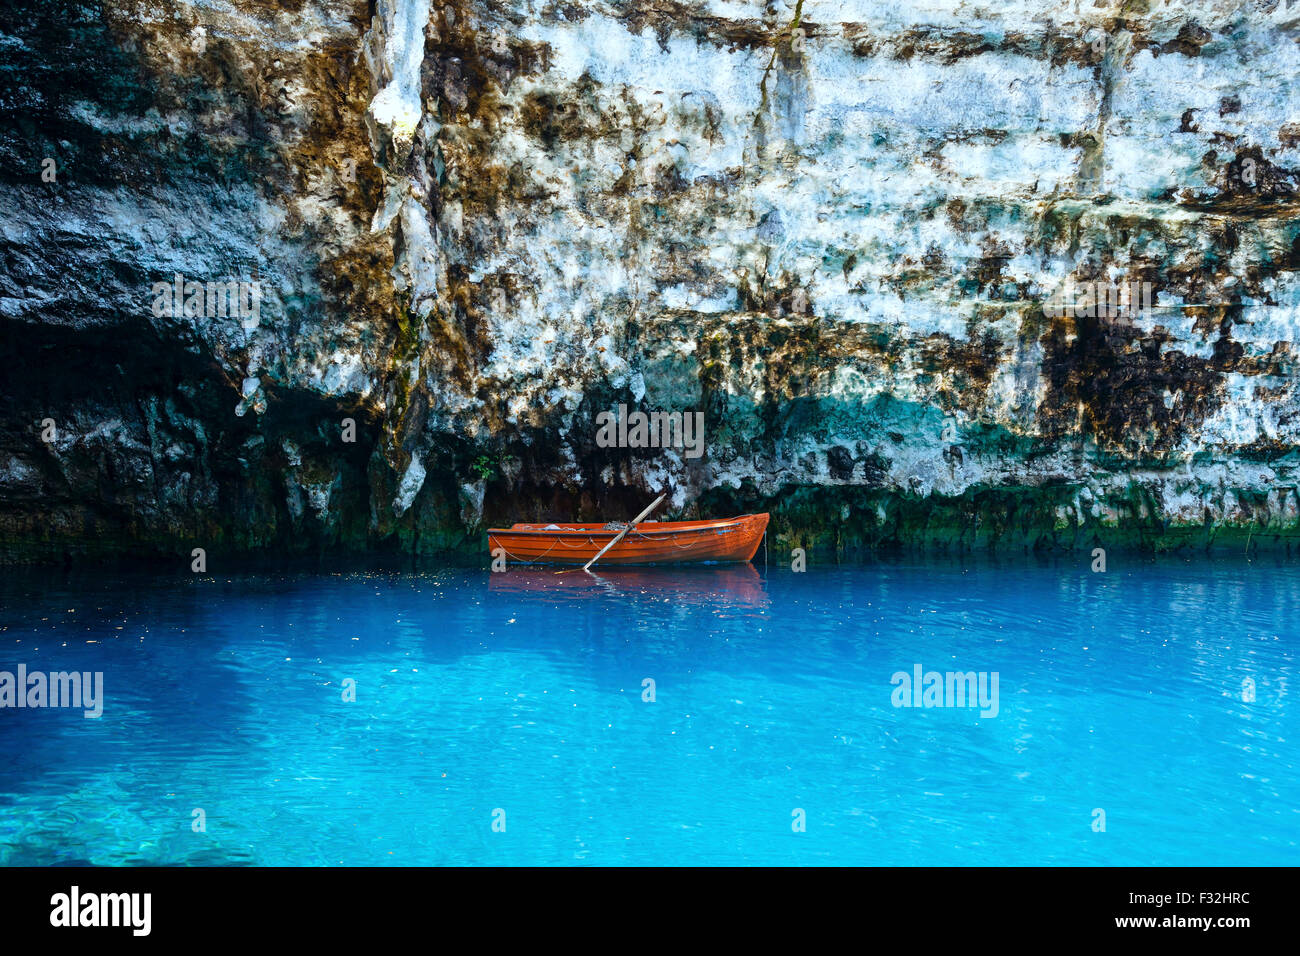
[[487, 513, 769, 566]]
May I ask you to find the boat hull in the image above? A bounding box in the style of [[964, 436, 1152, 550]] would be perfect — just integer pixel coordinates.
[[487, 513, 769, 566]]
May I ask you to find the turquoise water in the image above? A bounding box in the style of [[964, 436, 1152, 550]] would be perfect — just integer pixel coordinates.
[[1, 558, 1296, 866]]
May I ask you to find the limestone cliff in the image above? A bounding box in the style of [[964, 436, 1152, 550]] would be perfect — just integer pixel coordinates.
[[3, 0, 1300, 562]]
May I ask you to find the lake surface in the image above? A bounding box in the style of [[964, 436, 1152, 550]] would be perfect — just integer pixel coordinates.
[[1, 557, 1296, 865]]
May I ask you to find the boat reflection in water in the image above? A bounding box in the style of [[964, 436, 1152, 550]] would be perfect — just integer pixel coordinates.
[[487, 513, 769, 567], [488, 561, 770, 610]]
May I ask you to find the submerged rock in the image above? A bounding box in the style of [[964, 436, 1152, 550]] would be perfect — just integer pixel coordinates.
[[2, 0, 1300, 562]]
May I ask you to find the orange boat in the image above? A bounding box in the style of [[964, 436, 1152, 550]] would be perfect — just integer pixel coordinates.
[[487, 513, 769, 566]]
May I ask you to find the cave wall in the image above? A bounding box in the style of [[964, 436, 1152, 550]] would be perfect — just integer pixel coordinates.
[[3, 0, 1300, 562]]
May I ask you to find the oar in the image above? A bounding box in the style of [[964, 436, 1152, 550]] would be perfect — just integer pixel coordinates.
[[559, 493, 666, 574]]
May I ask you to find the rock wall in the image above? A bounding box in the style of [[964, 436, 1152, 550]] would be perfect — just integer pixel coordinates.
[[3, 0, 1300, 562]]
